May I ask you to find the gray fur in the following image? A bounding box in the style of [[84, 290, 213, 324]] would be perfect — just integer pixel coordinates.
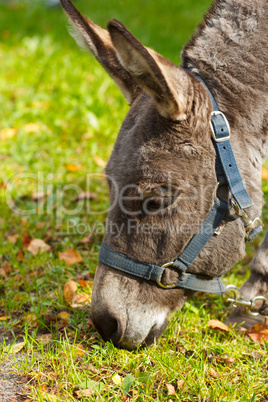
[[60, 0, 268, 349]]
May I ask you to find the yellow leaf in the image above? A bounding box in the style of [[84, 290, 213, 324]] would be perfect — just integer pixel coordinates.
[[112, 373, 123, 385], [23, 123, 40, 133], [27, 238, 51, 255], [57, 311, 70, 321], [10, 341, 26, 354], [73, 344, 86, 356], [63, 280, 78, 303], [65, 163, 82, 172], [0, 316, 10, 321], [59, 249, 83, 266], [207, 319, 229, 332], [0, 128, 18, 140]]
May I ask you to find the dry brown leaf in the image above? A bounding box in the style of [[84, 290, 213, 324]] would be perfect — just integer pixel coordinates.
[[65, 163, 82, 172], [31, 191, 47, 201], [16, 251, 25, 261], [177, 379, 185, 389], [7, 233, 19, 244], [27, 238, 51, 255], [86, 363, 100, 375], [22, 232, 32, 248], [207, 319, 229, 332], [0, 268, 7, 277], [221, 356, 236, 366], [71, 293, 90, 308], [209, 367, 221, 378], [165, 383, 176, 395], [38, 334, 52, 344], [0, 127, 18, 140], [2, 261, 12, 275], [74, 389, 94, 398], [63, 280, 78, 303], [78, 236, 92, 245], [10, 341, 26, 354], [59, 249, 83, 266], [246, 323, 268, 343], [262, 167, 268, 180], [23, 123, 40, 133]]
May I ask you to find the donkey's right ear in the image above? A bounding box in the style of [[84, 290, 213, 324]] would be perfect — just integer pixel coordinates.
[[60, 0, 138, 104]]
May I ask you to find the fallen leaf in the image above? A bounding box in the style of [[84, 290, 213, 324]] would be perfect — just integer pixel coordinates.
[[71, 293, 90, 308], [93, 155, 106, 167], [59, 249, 83, 266], [65, 163, 82, 172], [72, 191, 98, 202], [0, 127, 18, 140], [78, 236, 93, 245], [262, 167, 268, 180], [177, 379, 185, 389], [207, 319, 229, 332], [23, 123, 40, 133], [22, 232, 32, 248], [0, 316, 10, 321], [31, 191, 47, 201], [85, 363, 100, 375], [57, 311, 70, 321], [221, 356, 236, 366], [209, 367, 221, 378], [63, 280, 78, 303], [112, 373, 123, 385], [27, 238, 51, 255], [165, 383, 176, 395], [73, 344, 86, 356], [38, 334, 52, 344], [0, 268, 7, 277], [10, 341, 26, 354], [1, 261, 12, 275], [246, 323, 268, 343], [7, 233, 19, 244], [78, 279, 90, 288], [74, 389, 94, 398], [16, 251, 24, 261]]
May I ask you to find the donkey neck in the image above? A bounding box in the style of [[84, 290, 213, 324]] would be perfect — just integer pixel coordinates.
[[181, 0, 268, 172]]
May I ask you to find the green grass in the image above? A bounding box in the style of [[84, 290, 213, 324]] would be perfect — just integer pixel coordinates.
[[0, 1, 268, 401]]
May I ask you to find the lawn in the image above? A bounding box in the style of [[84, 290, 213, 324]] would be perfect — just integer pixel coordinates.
[[0, 0, 268, 401]]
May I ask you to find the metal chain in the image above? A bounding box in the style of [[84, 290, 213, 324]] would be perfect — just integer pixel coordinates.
[[223, 284, 268, 317]]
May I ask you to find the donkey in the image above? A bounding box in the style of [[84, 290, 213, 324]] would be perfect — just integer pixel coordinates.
[[60, 0, 268, 350]]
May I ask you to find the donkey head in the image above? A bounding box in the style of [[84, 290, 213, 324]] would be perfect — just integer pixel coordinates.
[[61, 0, 246, 350]]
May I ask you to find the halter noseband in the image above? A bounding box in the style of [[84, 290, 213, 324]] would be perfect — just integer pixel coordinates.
[[99, 71, 263, 295]]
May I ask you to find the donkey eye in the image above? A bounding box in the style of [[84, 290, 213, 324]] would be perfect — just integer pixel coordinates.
[[142, 196, 174, 214]]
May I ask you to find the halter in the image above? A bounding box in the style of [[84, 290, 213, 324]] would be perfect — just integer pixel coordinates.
[[99, 71, 264, 302]]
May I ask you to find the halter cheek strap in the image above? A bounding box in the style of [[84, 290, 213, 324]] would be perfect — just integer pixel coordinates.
[[98, 71, 263, 295]]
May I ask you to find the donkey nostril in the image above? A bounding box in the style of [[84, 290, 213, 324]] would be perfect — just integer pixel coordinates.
[[92, 313, 123, 345]]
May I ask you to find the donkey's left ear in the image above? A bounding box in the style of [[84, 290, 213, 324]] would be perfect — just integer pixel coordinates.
[[108, 19, 194, 120]]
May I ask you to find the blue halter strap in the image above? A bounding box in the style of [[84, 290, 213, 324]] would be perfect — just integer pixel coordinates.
[[98, 72, 263, 295]]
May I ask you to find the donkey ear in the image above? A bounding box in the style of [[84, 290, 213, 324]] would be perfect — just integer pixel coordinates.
[[60, 0, 138, 104], [108, 19, 192, 120]]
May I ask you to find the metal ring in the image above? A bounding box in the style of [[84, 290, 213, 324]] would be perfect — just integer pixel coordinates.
[[157, 262, 178, 289], [246, 295, 267, 317]]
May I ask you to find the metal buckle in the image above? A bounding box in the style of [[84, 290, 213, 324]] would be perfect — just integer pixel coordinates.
[[223, 284, 267, 316], [210, 111, 231, 142], [157, 262, 178, 289], [230, 198, 263, 240]]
